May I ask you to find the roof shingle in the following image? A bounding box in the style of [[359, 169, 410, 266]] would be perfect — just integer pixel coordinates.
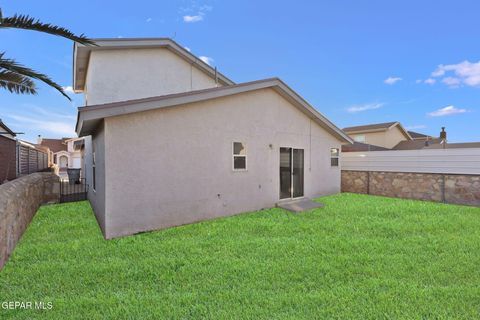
[[343, 122, 398, 133]]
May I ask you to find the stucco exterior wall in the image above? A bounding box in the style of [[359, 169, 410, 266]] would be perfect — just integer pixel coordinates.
[[362, 131, 387, 148], [85, 123, 106, 234], [351, 126, 408, 149], [384, 126, 409, 149], [95, 88, 342, 238], [85, 48, 222, 105]]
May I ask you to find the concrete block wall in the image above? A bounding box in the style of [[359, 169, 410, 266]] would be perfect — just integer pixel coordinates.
[[0, 172, 60, 269], [341, 170, 480, 206]]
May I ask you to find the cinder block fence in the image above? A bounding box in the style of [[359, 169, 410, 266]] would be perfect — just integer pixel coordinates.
[[0, 173, 59, 269], [341, 148, 480, 206]]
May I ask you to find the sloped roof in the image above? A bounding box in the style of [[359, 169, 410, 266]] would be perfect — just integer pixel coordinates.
[[343, 121, 412, 140], [0, 118, 16, 136], [342, 142, 390, 152], [73, 38, 235, 92], [393, 138, 443, 150], [76, 78, 353, 144], [343, 122, 398, 133], [425, 142, 480, 149], [408, 131, 434, 139], [40, 138, 70, 153]]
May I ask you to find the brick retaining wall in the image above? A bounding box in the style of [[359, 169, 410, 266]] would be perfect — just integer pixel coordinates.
[[0, 172, 60, 269], [341, 170, 480, 206]]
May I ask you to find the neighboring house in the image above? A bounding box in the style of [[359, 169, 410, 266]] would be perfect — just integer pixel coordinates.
[[38, 137, 85, 178], [407, 131, 435, 141], [0, 119, 18, 182], [343, 121, 412, 149], [344, 124, 480, 151], [74, 38, 353, 239], [341, 142, 390, 152], [0, 118, 17, 139]]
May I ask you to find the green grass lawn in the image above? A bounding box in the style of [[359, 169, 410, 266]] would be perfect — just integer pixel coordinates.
[[1, 194, 480, 319]]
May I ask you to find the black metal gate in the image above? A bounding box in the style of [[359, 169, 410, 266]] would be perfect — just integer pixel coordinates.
[[60, 178, 88, 203]]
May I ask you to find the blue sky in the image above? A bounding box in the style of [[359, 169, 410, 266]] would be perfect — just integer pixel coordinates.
[[1, 0, 479, 143]]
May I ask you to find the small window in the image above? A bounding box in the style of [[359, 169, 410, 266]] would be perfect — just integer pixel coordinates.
[[233, 142, 247, 170], [354, 135, 366, 143], [330, 148, 339, 167], [92, 152, 96, 191]]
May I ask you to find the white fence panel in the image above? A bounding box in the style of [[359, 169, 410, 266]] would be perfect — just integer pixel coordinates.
[[341, 148, 480, 175]]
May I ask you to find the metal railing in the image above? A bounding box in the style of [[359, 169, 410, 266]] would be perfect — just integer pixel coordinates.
[[60, 178, 88, 203]]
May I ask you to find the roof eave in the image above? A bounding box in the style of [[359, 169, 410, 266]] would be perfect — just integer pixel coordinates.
[[392, 122, 413, 140], [344, 128, 389, 134], [73, 38, 235, 92], [76, 78, 352, 144]]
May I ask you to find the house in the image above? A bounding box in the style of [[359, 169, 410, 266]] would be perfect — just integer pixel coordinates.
[[38, 136, 85, 179], [0, 119, 18, 182], [74, 38, 352, 239], [343, 121, 412, 149], [343, 123, 480, 151], [407, 131, 435, 141]]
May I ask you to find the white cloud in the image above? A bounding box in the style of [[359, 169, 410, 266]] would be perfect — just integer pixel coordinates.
[[427, 105, 467, 117], [406, 124, 427, 130], [8, 115, 75, 136], [431, 60, 480, 88], [198, 5, 213, 12], [347, 103, 384, 113], [62, 86, 75, 94], [183, 14, 204, 23], [424, 78, 436, 85], [146, 17, 152, 22], [431, 68, 445, 77], [181, 3, 212, 23], [384, 76, 402, 85], [184, 47, 191, 52], [28, 105, 76, 120], [441, 77, 461, 88], [199, 56, 214, 65]]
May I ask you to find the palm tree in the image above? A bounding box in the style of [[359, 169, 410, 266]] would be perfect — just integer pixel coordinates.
[[0, 8, 95, 100]]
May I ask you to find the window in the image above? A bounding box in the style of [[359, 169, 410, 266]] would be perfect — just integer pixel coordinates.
[[233, 142, 247, 170], [92, 152, 96, 191], [354, 135, 366, 143], [330, 148, 339, 167]]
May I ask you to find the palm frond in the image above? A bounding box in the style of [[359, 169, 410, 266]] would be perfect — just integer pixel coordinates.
[[0, 69, 37, 94], [0, 53, 71, 100], [0, 10, 96, 46]]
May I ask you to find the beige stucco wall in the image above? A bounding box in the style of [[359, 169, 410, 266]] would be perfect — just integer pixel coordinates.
[[94, 88, 343, 238], [84, 123, 106, 233], [384, 126, 409, 148], [351, 126, 408, 149], [85, 48, 222, 105]]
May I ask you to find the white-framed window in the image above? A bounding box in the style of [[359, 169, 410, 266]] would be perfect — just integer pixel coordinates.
[[232, 142, 247, 171], [354, 135, 366, 143], [92, 151, 96, 191], [330, 148, 339, 167]]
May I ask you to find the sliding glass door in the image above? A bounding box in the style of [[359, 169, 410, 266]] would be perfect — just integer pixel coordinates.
[[279, 147, 304, 199]]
